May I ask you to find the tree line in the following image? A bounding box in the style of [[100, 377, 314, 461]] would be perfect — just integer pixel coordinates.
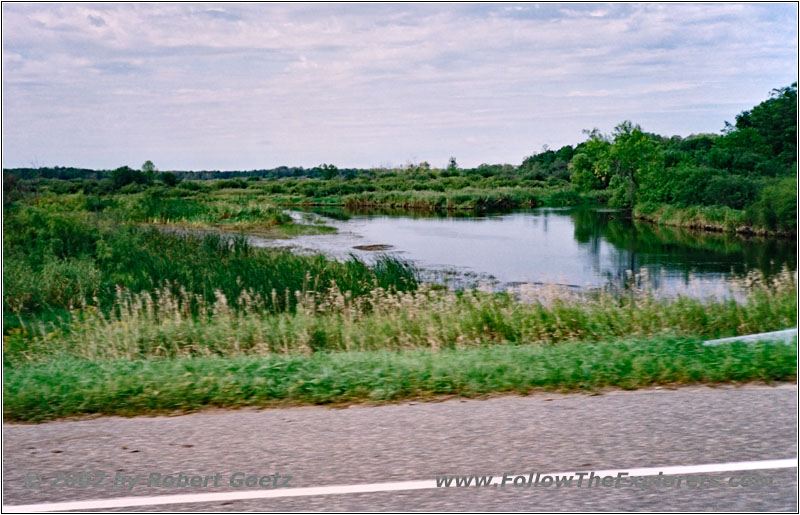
[[4, 84, 796, 231]]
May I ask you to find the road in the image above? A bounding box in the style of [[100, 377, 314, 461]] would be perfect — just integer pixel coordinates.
[[3, 384, 797, 512]]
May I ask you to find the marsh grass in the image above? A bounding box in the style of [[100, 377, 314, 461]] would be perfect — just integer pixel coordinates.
[[6, 268, 795, 365], [3, 183, 797, 422], [122, 189, 295, 228], [3, 205, 417, 320]]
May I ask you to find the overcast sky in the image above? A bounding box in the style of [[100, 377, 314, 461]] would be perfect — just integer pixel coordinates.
[[2, 2, 797, 171]]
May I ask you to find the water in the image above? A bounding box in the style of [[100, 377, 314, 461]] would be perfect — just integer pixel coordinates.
[[250, 207, 796, 297]]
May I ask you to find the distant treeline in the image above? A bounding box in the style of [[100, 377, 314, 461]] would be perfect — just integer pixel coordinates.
[[3, 165, 356, 181], [5, 84, 795, 191], [4, 83, 796, 233]]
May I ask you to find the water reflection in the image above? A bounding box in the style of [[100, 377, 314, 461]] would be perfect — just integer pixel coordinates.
[[264, 207, 796, 297], [568, 208, 795, 293]]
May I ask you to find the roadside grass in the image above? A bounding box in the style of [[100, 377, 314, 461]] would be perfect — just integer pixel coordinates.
[[4, 336, 795, 422]]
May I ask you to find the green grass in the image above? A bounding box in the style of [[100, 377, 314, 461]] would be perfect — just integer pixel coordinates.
[[635, 203, 752, 234], [5, 268, 795, 365], [9, 166, 792, 234], [267, 185, 599, 212], [634, 200, 796, 237], [3, 205, 417, 321], [4, 336, 795, 422], [3, 267, 794, 423], [3, 181, 797, 423]]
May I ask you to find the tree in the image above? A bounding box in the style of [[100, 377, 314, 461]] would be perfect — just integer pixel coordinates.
[[141, 160, 157, 183], [160, 172, 179, 187], [734, 83, 797, 163], [606, 122, 664, 208], [318, 163, 339, 180], [111, 166, 147, 189], [569, 129, 612, 191], [521, 145, 575, 181], [447, 157, 458, 172]]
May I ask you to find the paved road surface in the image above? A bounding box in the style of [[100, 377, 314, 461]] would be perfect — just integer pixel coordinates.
[[3, 384, 797, 511]]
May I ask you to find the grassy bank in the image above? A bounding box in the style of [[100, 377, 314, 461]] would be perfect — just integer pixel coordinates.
[[5, 269, 796, 364], [271, 186, 605, 211], [5, 336, 796, 422], [634, 192, 797, 237], [112, 187, 339, 237]]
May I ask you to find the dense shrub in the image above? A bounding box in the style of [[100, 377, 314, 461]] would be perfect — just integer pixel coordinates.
[[747, 177, 797, 232], [703, 175, 760, 209]]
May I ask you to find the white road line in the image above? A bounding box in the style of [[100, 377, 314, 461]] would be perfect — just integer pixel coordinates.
[[4, 458, 797, 512]]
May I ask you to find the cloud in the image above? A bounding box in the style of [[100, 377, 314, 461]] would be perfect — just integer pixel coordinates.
[[196, 8, 242, 22], [87, 14, 106, 27], [1, 3, 797, 170]]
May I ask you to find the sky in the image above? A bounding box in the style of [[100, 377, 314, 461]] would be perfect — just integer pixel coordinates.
[[2, 2, 797, 171]]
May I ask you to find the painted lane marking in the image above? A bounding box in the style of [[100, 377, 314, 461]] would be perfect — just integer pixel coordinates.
[[4, 458, 797, 512]]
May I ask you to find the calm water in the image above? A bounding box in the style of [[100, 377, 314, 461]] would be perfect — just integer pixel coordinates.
[[252, 207, 796, 297]]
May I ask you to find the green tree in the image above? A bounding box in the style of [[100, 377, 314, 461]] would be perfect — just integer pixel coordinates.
[[141, 160, 157, 183], [318, 164, 339, 180], [447, 156, 458, 173], [735, 83, 797, 163], [160, 172, 179, 187], [111, 166, 148, 189], [606, 122, 664, 208], [569, 129, 612, 191]]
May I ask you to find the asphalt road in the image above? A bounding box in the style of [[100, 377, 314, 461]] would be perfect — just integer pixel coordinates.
[[3, 384, 797, 512]]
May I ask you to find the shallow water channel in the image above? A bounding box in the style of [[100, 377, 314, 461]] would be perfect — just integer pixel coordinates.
[[248, 207, 796, 297]]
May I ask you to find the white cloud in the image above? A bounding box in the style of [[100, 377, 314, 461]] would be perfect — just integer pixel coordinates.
[[2, 3, 797, 170]]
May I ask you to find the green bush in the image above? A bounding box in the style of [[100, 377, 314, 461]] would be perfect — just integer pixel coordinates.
[[748, 177, 797, 232], [215, 179, 248, 189], [702, 175, 761, 209]]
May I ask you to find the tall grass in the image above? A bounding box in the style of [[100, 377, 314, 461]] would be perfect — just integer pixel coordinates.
[[634, 196, 797, 237], [3, 205, 417, 319], [338, 187, 595, 211], [6, 268, 794, 365], [124, 189, 292, 227], [4, 186, 796, 422]]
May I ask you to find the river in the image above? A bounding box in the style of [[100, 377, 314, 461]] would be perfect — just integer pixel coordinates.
[[248, 207, 796, 297]]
